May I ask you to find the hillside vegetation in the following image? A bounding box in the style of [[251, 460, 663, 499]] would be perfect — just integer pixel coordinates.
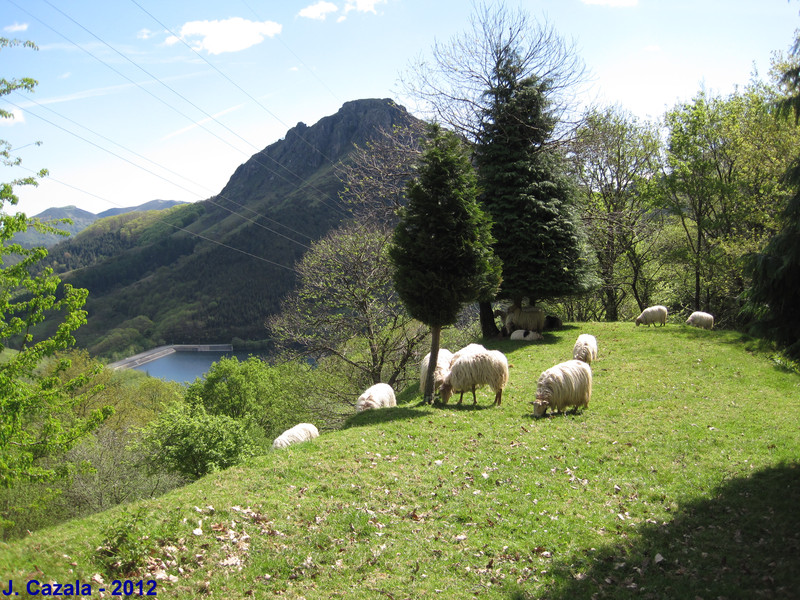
[[1, 322, 798, 598]]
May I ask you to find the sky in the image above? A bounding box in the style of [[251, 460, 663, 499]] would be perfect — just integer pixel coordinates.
[[2, 0, 798, 216]]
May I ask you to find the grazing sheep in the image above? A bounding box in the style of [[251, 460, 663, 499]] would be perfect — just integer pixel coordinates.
[[686, 311, 714, 330], [510, 329, 543, 341], [272, 423, 319, 449], [572, 333, 598, 364], [420, 348, 454, 395], [356, 383, 397, 411], [503, 306, 545, 335], [533, 360, 593, 417], [544, 315, 563, 331], [440, 348, 509, 406], [635, 305, 668, 327]]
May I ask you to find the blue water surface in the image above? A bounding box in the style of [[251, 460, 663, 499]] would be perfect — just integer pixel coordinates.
[[132, 351, 259, 383]]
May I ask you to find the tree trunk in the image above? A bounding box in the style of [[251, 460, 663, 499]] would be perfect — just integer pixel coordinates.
[[423, 325, 442, 404], [479, 301, 499, 337]]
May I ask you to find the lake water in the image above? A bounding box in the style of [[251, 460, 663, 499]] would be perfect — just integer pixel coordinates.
[[131, 350, 260, 383]]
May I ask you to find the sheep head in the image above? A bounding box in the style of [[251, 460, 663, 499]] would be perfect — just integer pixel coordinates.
[[532, 397, 550, 417], [439, 382, 453, 404]]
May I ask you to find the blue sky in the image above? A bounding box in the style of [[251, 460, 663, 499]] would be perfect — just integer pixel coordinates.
[[2, 0, 798, 216]]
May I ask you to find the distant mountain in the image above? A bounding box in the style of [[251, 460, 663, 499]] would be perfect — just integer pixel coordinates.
[[42, 99, 421, 359], [96, 200, 188, 219], [13, 201, 188, 249]]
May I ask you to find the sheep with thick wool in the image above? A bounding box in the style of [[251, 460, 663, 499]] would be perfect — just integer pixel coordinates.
[[503, 306, 545, 335], [272, 423, 319, 449], [533, 359, 593, 417], [356, 383, 397, 412], [686, 311, 714, 330], [419, 348, 454, 395], [440, 346, 509, 406], [572, 333, 598, 364], [635, 305, 668, 327], [510, 329, 543, 341]]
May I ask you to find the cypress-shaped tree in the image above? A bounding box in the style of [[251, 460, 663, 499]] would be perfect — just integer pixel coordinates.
[[474, 56, 595, 327], [390, 124, 501, 403]]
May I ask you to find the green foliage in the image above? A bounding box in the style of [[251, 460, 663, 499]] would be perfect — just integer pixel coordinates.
[[1, 40, 111, 489], [185, 356, 313, 440], [475, 59, 596, 306], [97, 506, 186, 577], [138, 401, 255, 480], [390, 124, 501, 327]]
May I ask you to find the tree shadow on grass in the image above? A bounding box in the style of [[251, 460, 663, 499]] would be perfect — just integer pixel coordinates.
[[341, 406, 432, 429], [506, 462, 800, 599]]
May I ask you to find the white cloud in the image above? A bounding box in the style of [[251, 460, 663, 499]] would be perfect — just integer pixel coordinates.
[[581, 0, 638, 6], [3, 22, 29, 33], [137, 28, 156, 40], [167, 18, 282, 55], [343, 0, 386, 14], [299, 1, 339, 20]]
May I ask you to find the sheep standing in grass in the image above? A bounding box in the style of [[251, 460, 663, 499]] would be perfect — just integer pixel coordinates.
[[572, 333, 598, 364], [635, 305, 668, 327], [419, 348, 454, 395], [356, 383, 397, 412], [510, 329, 543, 341], [686, 311, 714, 330], [503, 306, 545, 335], [533, 360, 592, 417], [272, 423, 319, 449], [440, 347, 509, 406]]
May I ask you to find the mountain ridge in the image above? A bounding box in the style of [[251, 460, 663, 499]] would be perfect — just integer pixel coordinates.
[[41, 98, 421, 359]]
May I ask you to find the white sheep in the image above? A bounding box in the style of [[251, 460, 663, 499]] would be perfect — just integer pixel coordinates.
[[533, 359, 593, 417], [510, 329, 543, 341], [686, 311, 714, 330], [503, 306, 545, 335], [272, 423, 319, 449], [635, 305, 668, 327], [356, 382, 397, 412], [572, 333, 598, 364], [419, 348, 454, 395], [440, 347, 509, 406]]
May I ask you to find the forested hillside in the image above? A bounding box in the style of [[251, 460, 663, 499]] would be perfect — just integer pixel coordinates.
[[42, 99, 420, 359]]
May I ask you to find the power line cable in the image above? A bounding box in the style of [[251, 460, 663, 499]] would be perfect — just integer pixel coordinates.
[[40, 0, 349, 218], [10, 91, 314, 245], [5, 95, 313, 250], [12, 162, 301, 273]]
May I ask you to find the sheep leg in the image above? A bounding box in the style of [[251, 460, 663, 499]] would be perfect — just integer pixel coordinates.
[[456, 392, 464, 405], [494, 389, 502, 406], [472, 387, 477, 405]]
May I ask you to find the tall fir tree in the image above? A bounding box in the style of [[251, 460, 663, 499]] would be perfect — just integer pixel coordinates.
[[390, 124, 501, 403], [474, 56, 595, 322]]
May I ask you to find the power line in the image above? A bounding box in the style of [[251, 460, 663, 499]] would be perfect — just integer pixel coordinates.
[[5, 95, 313, 250], [12, 163, 301, 274], [10, 0, 349, 219]]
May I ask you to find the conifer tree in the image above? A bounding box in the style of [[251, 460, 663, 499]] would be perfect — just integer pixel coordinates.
[[474, 57, 595, 316], [390, 124, 500, 403]]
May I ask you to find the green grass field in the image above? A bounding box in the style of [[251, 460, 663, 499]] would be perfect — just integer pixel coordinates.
[[1, 321, 798, 599]]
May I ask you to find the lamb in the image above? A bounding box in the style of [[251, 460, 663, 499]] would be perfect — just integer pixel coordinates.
[[272, 423, 319, 449], [533, 359, 593, 417], [686, 311, 714, 330], [572, 333, 598, 364], [503, 306, 545, 335], [440, 347, 509, 406], [510, 329, 543, 341], [419, 348, 454, 395], [635, 305, 668, 327], [356, 383, 397, 411]]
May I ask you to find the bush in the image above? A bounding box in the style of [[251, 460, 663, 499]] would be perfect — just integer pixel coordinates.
[[138, 402, 254, 480]]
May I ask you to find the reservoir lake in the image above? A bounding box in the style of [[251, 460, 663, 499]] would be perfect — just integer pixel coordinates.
[[132, 350, 259, 383]]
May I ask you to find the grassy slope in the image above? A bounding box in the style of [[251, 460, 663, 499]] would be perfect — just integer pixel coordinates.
[[1, 322, 798, 599]]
